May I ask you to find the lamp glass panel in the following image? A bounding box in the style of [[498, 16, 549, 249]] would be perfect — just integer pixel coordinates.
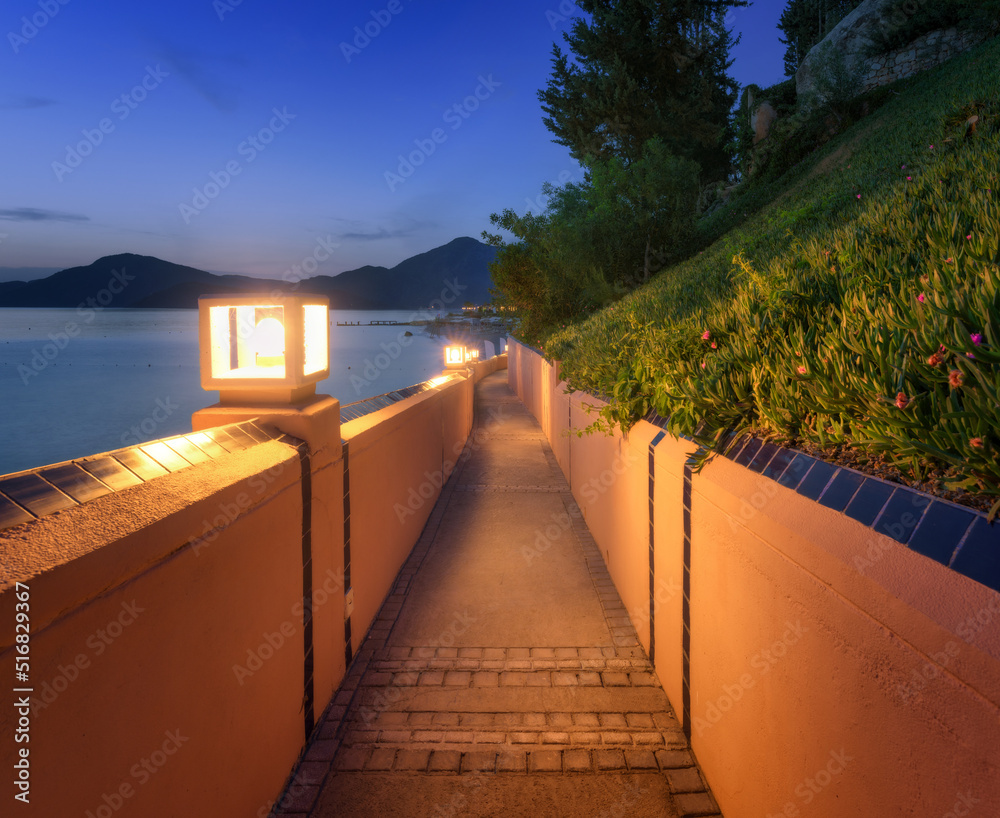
[[303, 304, 329, 376], [211, 304, 285, 379]]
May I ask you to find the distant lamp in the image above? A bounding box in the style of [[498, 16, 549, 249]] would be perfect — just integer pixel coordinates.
[[198, 294, 330, 404], [444, 344, 467, 369], [466, 347, 480, 363]]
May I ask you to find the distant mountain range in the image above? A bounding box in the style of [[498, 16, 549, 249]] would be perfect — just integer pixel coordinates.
[[0, 237, 497, 310]]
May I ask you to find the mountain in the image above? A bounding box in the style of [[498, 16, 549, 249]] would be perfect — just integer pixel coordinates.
[[0, 237, 496, 310]]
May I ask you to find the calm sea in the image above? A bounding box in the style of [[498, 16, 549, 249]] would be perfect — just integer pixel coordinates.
[[0, 308, 481, 475]]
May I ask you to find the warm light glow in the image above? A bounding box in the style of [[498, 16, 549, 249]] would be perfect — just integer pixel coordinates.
[[303, 304, 328, 376], [199, 295, 330, 400], [429, 376, 451, 387], [251, 316, 285, 366], [444, 345, 466, 367]]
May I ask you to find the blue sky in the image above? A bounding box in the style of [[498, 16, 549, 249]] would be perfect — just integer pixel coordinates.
[[1, 0, 787, 280]]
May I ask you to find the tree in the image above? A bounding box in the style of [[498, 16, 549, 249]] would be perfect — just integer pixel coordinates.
[[778, 0, 863, 76], [483, 138, 701, 341], [538, 0, 748, 183]]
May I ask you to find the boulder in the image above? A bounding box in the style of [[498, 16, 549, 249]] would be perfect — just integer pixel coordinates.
[[795, 0, 897, 100], [751, 102, 778, 145]]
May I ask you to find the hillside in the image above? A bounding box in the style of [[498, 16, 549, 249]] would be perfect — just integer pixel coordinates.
[[0, 237, 496, 310], [543, 35, 1000, 514]]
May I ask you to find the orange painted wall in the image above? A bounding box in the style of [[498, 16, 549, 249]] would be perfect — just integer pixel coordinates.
[[342, 375, 475, 654], [508, 339, 1000, 818], [0, 443, 318, 818], [0, 357, 505, 818]]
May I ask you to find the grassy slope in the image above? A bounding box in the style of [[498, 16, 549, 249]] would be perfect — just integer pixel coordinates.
[[546, 36, 1000, 509]]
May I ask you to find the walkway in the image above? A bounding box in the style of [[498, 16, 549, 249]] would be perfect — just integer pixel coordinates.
[[273, 372, 722, 817]]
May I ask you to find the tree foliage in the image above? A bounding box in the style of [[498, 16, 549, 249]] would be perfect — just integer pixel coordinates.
[[538, 0, 748, 183], [484, 139, 701, 344], [778, 0, 863, 76]]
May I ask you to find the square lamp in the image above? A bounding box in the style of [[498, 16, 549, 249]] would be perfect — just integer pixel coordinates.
[[466, 347, 480, 363], [198, 294, 329, 404], [444, 344, 467, 369]]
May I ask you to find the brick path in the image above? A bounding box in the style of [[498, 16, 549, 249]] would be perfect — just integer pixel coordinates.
[[270, 372, 722, 817]]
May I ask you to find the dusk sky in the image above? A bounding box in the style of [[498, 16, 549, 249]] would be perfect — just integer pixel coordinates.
[[2, 0, 787, 281]]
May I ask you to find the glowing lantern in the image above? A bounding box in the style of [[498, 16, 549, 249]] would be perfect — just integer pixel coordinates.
[[198, 294, 329, 404], [444, 344, 467, 369], [465, 347, 480, 363]]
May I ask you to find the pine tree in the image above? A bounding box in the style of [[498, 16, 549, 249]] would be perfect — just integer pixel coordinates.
[[778, 0, 864, 76], [538, 0, 748, 182]]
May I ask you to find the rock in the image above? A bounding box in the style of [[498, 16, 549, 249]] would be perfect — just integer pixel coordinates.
[[751, 102, 778, 145], [796, 0, 898, 100]]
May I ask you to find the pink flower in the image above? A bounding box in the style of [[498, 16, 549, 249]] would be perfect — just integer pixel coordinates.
[[930, 144, 935, 149], [945, 257, 954, 263], [906, 176, 912, 181], [701, 330, 711, 341], [797, 366, 807, 375], [917, 293, 925, 303], [971, 333, 983, 346], [857, 194, 862, 199], [966, 234, 972, 240], [701, 361, 706, 369], [966, 352, 976, 359], [895, 392, 910, 410], [711, 342, 717, 349], [949, 369, 964, 389], [901, 164, 907, 169], [927, 352, 943, 366]]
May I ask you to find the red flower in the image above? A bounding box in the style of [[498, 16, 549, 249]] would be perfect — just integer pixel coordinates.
[[895, 392, 910, 410], [949, 369, 963, 388], [926, 352, 943, 366], [970, 437, 984, 449], [797, 365, 807, 375]]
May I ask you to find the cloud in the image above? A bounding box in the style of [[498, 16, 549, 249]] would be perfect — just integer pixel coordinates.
[[335, 218, 436, 242], [150, 38, 242, 113], [0, 96, 56, 110], [0, 208, 90, 223]]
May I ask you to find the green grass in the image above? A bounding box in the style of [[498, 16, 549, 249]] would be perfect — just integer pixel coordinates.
[[544, 36, 1000, 515]]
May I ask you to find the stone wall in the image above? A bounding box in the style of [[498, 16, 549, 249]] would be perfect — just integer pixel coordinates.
[[862, 25, 997, 92]]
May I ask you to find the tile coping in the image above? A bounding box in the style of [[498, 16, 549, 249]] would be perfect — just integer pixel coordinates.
[[641, 409, 999, 594], [0, 420, 292, 533], [0, 373, 468, 534]]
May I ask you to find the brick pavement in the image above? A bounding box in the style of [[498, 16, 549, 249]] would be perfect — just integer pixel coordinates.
[[269, 372, 722, 818]]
